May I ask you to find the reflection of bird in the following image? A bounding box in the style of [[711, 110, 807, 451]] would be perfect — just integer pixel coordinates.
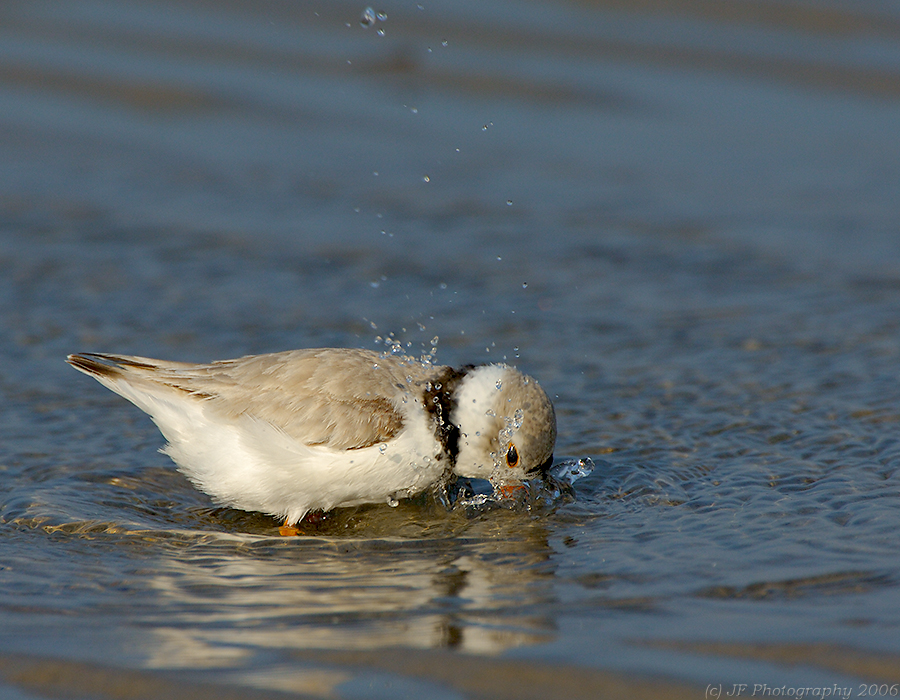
[[67, 348, 556, 532]]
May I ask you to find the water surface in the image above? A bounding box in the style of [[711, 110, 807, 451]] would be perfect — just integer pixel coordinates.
[[2, 0, 900, 697]]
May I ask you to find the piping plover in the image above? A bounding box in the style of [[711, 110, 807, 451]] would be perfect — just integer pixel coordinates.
[[67, 348, 556, 531]]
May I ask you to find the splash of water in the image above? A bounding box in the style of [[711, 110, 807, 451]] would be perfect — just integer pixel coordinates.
[[445, 457, 595, 517]]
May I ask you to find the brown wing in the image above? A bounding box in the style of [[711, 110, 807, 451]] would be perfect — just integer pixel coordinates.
[[70, 349, 429, 451]]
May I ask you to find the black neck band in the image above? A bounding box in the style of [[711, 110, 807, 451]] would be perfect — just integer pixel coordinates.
[[423, 365, 473, 468]]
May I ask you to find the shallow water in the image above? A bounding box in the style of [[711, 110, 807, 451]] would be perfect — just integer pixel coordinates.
[[2, 0, 900, 697]]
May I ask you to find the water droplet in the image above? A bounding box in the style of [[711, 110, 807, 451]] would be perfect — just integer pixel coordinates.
[[422, 175, 430, 182], [482, 121, 493, 131], [522, 282, 528, 289], [378, 444, 387, 454], [360, 7, 376, 27], [441, 40, 448, 47], [439, 282, 447, 289], [370, 280, 380, 288], [513, 408, 524, 430], [410, 106, 417, 113], [387, 495, 399, 507], [506, 199, 513, 206], [485, 409, 496, 417], [495, 379, 503, 390], [376, 27, 385, 36], [370, 321, 378, 330], [376, 10, 388, 20], [417, 322, 426, 331]]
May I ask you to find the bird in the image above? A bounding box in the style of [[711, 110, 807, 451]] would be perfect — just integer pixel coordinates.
[[66, 348, 557, 533]]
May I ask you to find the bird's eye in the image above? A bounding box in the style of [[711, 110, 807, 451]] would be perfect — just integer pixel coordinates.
[[505, 443, 519, 468]]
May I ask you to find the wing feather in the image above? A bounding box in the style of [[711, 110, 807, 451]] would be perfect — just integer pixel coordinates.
[[69, 349, 432, 451]]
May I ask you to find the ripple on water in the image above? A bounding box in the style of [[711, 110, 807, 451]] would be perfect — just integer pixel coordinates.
[[1, 457, 596, 545]]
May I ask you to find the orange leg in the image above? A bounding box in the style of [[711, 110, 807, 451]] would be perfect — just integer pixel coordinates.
[[279, 520, 300, 536], [279, 511, 327, 536]]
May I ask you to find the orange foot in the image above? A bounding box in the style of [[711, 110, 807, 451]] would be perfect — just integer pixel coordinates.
[[279, 511, 327, 536], [279, 523, 300, 536]]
